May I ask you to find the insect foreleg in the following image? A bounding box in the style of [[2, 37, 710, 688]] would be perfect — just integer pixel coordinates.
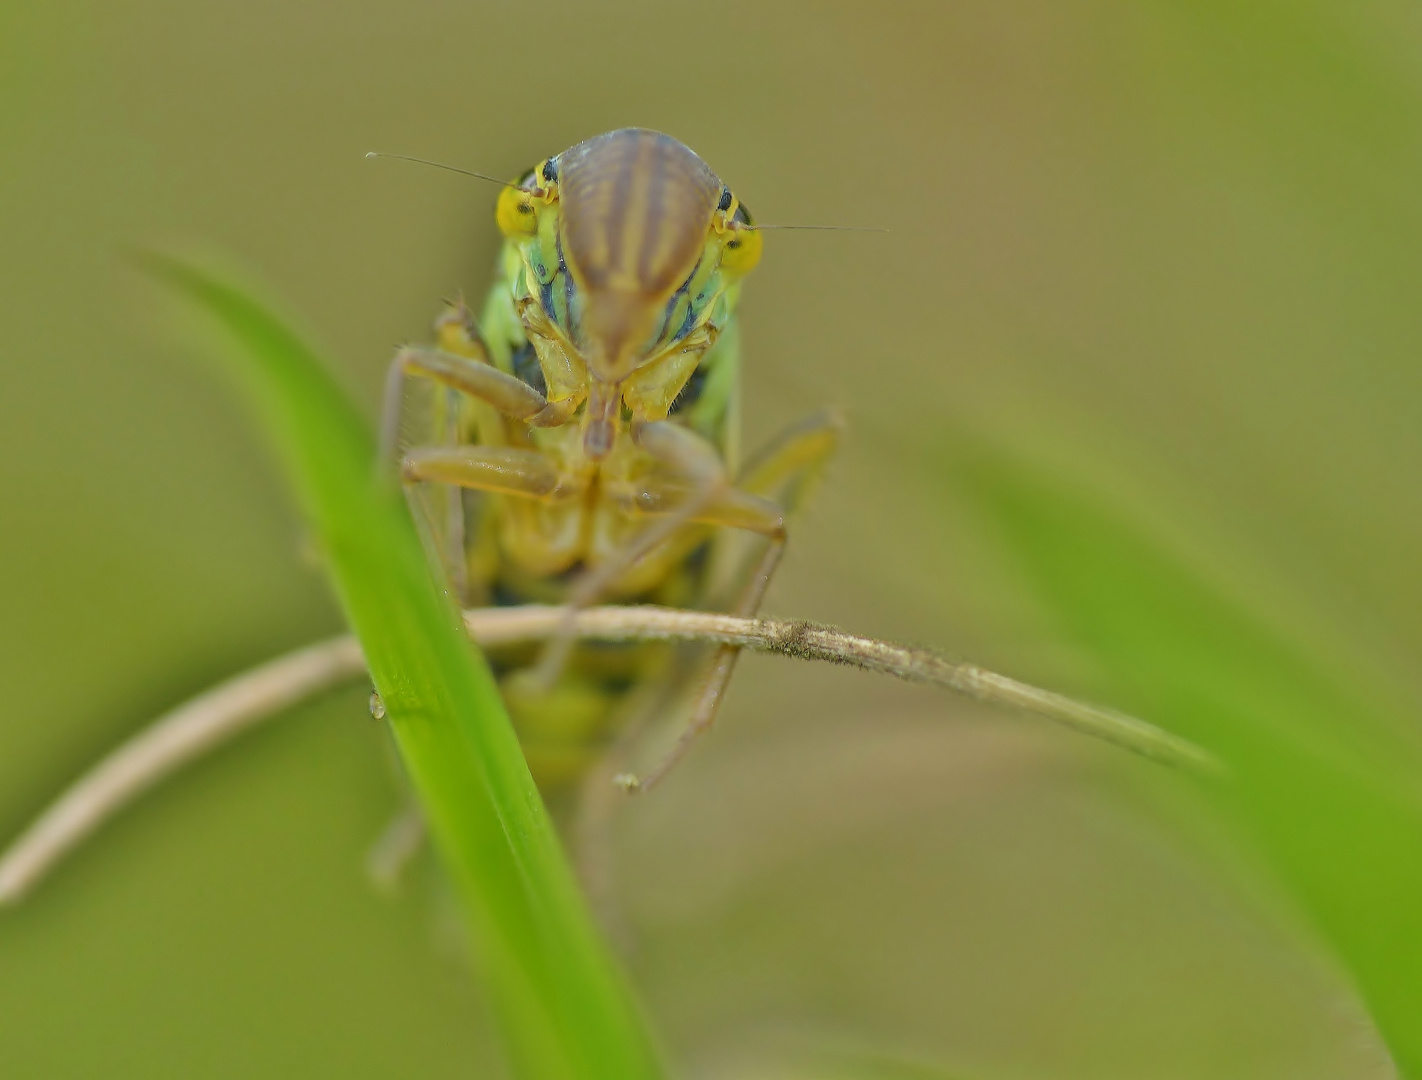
[[400, 445, 593, 582], [401, 444, 583, 500], [612, 500, 784, 795], [525, 421, 732, 691], [736, 408, 844, 508], [616, 414, 842, 794], [379, 344, 578, 467]]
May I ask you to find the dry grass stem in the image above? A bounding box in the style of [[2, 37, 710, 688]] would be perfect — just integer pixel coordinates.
[[0, 604, 1217, 904], [0, 637, 365, 903]]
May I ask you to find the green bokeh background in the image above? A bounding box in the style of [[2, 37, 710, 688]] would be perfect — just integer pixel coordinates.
[[2, 2, 1420, 1077]]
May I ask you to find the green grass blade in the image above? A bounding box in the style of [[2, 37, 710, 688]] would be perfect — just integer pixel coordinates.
[[141, 253, 664, 1080], [957, 451, 1422, 1076]]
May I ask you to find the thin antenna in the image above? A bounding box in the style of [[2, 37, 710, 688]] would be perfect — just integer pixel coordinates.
[[365, 152, 881, 228], [364, 151, 520, 190], [748, 223, 888, 233]]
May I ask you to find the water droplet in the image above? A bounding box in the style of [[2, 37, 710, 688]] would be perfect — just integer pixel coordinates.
[[368, 690, 386, 721]]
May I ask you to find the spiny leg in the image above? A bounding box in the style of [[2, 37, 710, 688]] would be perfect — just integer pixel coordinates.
[[402, 444, 568, 497], [704, 407, 844, 609], [418, 307, 487, 598], [382, 316, 483, 593], [611, 500, 785, 794], [400, 444, 595, 602], [407, 381, 470, 600], [379, 343, 577, 469], [737, 408, 844, 511], [381, 330, 586, 595], [616, 412, 842, 794]]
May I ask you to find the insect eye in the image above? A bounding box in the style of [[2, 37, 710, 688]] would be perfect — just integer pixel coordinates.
[[718, 225, 762, 275], [496, 184, 539, 238], [718, 188, 734, 213]]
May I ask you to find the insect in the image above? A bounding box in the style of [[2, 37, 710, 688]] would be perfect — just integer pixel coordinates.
[[0, 135, 1210, 907], [382, 128, 840, 800]]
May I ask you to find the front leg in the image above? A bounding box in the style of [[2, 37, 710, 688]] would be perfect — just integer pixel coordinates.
[[382, 321, 587, 595], [401, 444, 582, 500], [380, 344, 581, 464], [401, 444, 592, 581], [524, 419, 738, 689], [612, 412, 842, 793]]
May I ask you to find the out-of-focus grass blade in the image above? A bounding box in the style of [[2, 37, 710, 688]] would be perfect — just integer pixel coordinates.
[[141, 254, 663, 1080], [957, 452, 1422, 1076]]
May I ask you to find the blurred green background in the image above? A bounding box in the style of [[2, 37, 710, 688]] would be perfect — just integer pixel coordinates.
[[3, 1, 1421, 1076]]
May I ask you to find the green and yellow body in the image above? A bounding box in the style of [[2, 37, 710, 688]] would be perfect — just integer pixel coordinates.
[[389, 129, 835, 792]]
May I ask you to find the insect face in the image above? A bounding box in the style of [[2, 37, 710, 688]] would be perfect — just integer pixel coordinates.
[[495, 128, 762, 458], [378, 129, 841, 792]]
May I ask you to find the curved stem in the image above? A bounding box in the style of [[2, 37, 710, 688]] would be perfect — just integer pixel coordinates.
[[0, 604, 1218, 904], [0, 637, 365, 903]]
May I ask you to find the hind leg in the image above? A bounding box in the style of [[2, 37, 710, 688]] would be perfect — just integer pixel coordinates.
[[613, 411, 842, 793]]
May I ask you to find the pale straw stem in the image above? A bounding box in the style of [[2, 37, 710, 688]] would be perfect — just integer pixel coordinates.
[[0, 605, 1217, 904]]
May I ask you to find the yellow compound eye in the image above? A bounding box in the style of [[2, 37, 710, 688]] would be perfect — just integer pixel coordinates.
[[496, 184, 539, 237], [719, 225, 762, 276]]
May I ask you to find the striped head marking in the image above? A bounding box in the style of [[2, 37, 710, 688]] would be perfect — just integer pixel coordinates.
[[556, 129, 723, 381]]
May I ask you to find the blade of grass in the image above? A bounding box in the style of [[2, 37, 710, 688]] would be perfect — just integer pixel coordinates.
[[956, 450, 1422, 1076], [140, 253, 664, 1080]]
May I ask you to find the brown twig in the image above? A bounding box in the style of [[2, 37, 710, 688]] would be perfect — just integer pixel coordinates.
[[0, 604, 1217, 904]]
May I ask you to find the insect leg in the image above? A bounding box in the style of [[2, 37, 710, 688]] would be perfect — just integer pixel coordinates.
[[617, 414, 842, 794], [401, 444, 573, 498], [400, 445, 591, 580], [612, 492, 784, 794], [702, 407, 845, 608], [380, 320, 577, 598], [380, 344, 574, 466], [525, 420, 730, 690], [737, 408, 844, 506]]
